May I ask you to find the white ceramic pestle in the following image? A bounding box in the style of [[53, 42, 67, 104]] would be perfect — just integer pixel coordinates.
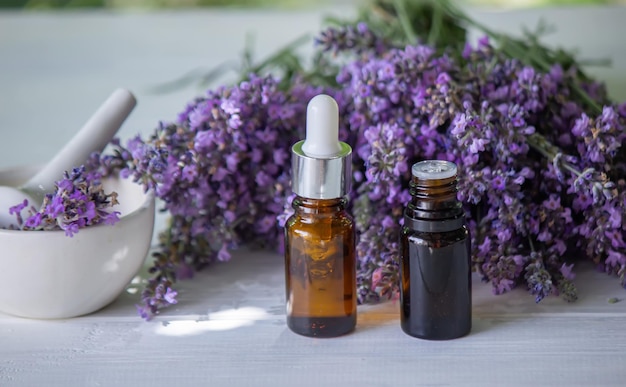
[[0, 88, 137, 228]]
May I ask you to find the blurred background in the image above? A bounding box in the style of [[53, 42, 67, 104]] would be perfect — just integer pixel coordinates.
[[1, 0, 624, 167], [1, 0, 624, 9]]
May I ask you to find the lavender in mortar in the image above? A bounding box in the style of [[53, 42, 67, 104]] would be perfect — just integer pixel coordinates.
[[7, 165, 120, 236]]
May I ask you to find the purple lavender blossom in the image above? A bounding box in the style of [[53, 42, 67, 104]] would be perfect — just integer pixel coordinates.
[[7, 165, 120, 235], [94, 23, 626, 319], [315, 23, 387, 55], [329, 26, 626, 304], [109, 75, 336, 318]]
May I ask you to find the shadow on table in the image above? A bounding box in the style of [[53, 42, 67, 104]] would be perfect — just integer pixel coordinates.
[[94, 247, 286, 319]]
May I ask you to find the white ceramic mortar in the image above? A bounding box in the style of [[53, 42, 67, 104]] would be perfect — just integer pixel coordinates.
[[0, 165, 155, 319]]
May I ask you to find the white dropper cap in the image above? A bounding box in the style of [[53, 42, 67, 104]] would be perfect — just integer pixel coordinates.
[[301, 94, 342, 157], [291, 94, 352, 199]]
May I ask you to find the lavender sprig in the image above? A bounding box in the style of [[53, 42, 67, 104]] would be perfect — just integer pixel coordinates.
[[315, 22, 387, 56], [108, 75, 340, 319], [7, 166, 120, 236]]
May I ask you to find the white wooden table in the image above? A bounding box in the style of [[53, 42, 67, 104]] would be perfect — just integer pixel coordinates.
[[1, 5, 626, 386]]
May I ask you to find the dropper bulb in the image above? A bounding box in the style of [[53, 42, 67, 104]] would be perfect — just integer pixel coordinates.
[[302, 94, 342, 157]]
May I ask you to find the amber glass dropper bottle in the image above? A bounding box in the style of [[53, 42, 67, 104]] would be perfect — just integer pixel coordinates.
[[400, 160, 471, 340], [284, 94, 356, 338]]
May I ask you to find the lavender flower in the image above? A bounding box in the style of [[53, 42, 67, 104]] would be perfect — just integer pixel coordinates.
[[108, 75, 338, 318], [328, 27, 625, 303], [94, 20, 626, 318], [315, 23, 387, 56], [7, 165, 120, 236]]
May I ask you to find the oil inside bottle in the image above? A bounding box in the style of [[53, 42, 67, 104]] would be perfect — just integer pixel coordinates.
[[400, 160, 472, 340], [285, 196, 356, 338]]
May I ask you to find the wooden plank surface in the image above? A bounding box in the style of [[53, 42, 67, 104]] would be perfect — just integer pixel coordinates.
[[1, 249, 625, 386]]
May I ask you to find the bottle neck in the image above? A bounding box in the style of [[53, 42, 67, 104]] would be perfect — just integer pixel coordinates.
[[405, 175, 465, 232], [292, 196, 347, 216]]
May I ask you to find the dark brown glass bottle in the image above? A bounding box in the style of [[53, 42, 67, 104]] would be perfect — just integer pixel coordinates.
[[284, 94, 356, 337], [284, 196, 356, 337], [400, 160, 471, 340]]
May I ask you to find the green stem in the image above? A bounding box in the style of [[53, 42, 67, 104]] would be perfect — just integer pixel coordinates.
[[526, 133, 582, 178], [393, 0, 417, 43], [247, 34, 310, 77], [528, 236, 536, 253], [427, 3, 443, 46]]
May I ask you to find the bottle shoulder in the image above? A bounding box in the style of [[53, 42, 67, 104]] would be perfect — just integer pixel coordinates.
[[402, 225, 468, 244], [287, 211, 354, 227], [291, 196, 353, 219]]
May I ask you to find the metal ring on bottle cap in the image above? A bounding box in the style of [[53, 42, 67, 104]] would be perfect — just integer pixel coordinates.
[[412, 160, 457, 180], [291, 140, 352, 199]]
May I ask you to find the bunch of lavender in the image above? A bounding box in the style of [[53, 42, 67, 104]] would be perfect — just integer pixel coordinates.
[[7, 166, 120, 236], [95, 0, 625, 318], [318, 16, 626, 303], [107, 75, 340, 318]]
